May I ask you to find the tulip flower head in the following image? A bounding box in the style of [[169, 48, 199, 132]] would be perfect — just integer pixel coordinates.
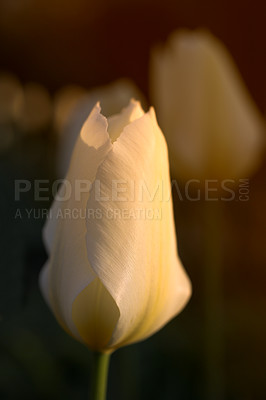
[[54, 79, 146, 177], [150, 30, 265, 182], [40, 100, 191, 352]]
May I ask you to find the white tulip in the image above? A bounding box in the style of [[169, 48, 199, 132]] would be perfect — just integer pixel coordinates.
[[150, 30, 265, 182], [40, 100, 191, 352]]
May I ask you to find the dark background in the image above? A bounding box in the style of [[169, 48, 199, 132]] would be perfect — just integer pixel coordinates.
[[0, 0, 266, 399]]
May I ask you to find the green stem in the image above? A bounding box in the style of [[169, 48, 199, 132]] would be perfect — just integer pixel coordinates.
[[90, 352, 111, 400]]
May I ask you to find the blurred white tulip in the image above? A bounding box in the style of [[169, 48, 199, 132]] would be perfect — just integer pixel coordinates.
[[150, 30, 265, 182]]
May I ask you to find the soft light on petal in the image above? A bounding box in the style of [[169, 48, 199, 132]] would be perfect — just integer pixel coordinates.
[[85, 103, 191, 349], [41, 104, 112, 341], [56, 79, 146, 177]]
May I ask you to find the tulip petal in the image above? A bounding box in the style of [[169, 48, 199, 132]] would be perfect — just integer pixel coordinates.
[[72, 278, 120, 351], [43, 103, 111, 252], [107, 99, 144, 142], [70, 100, 144, 348], [86, 105, 191, 349], [40, 104, 113, 340]]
